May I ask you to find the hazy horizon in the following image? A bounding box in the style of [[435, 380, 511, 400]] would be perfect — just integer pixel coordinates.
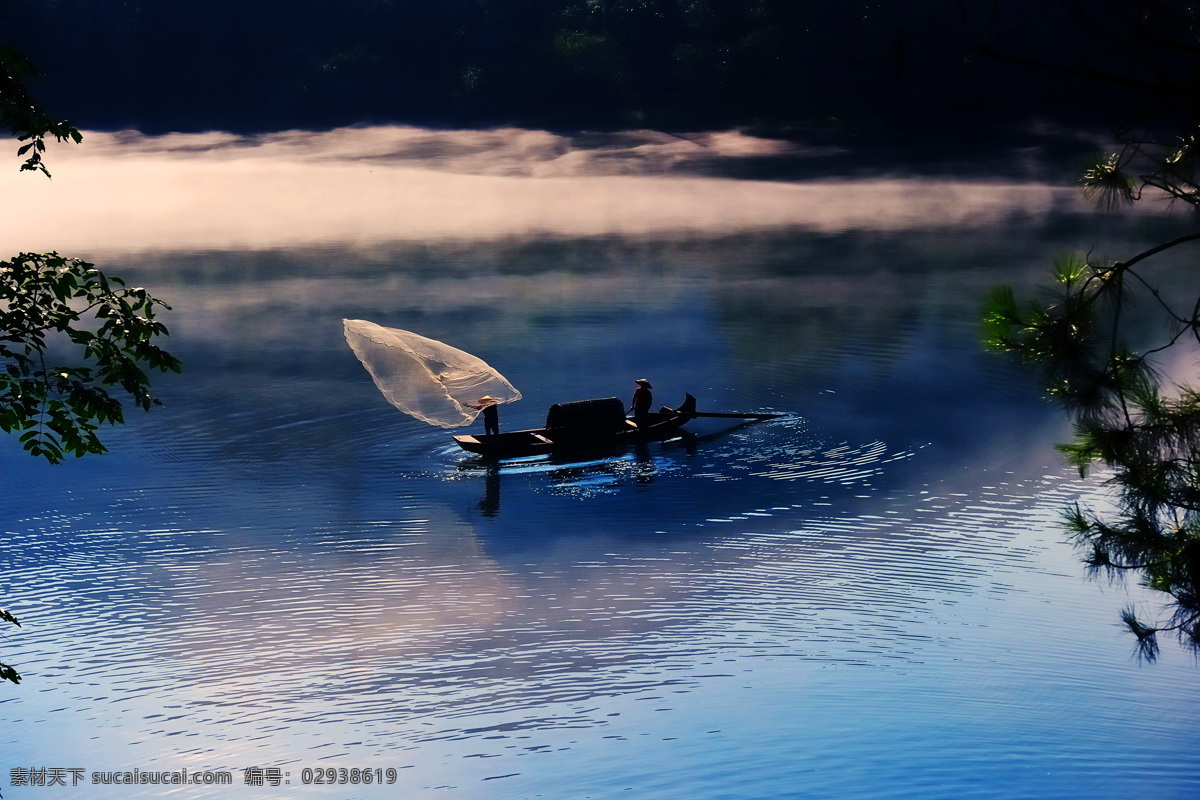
[[0, 124, 1096, 256]]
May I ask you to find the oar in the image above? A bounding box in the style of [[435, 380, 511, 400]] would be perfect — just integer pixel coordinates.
[[662, 405, 787, 420], [689, 410, 787, 420]]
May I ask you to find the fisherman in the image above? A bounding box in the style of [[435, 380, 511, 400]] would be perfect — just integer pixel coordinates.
[[469, 396, 501, 436], [629, 379, 653, 427]]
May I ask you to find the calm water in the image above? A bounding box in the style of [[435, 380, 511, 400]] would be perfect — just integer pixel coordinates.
[[2, 131, 1199, 798]]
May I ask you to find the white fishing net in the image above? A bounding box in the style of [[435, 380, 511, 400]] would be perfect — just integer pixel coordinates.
[[344, 319, 522, 428]]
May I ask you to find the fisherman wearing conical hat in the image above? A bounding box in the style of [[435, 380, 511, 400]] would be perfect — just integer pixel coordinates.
[[629, 379, 653, 428], [469, 396, 501, 436]]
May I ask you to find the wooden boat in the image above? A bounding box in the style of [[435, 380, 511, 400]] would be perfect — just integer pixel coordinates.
[[453, 394, 698, 458]]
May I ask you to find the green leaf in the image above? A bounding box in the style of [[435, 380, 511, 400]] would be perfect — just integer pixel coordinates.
[[1, 253, 179, 462], [1081, 153, 1137, 209], [0, 663, 21, 685]]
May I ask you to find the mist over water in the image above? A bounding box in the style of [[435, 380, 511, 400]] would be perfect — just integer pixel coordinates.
[[0, 126, 1095, 254], [2, 127, 1199, 798]]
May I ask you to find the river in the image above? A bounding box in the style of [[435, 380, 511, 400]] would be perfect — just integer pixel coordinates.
[[2, 127, 1198, 798]]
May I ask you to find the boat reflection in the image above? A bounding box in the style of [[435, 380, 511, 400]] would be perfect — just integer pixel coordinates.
[[455, 421, 769, 518], [479, 463, 501, 518]]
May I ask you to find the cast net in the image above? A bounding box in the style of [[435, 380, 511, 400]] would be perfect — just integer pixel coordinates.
[[343, 319, 522, 428]]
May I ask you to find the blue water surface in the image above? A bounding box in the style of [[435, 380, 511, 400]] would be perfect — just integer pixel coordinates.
[[2, 208, 1199, 798]]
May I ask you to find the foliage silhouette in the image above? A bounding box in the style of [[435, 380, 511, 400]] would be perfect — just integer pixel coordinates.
[[1, 252, 182, 464], [0, 606, 19, 684], [1, 25, 180, 684], [0, 45, 81, 176], [980, 0, 1200, 661]]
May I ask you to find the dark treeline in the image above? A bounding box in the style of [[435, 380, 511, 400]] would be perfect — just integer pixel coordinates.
[[0, 1, 1150, 135]]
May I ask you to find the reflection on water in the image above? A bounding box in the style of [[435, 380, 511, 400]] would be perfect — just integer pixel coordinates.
[[3, 165, 1200, 798]]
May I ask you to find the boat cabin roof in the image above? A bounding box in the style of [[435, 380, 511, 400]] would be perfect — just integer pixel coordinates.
[[545, 397, 626, 431]]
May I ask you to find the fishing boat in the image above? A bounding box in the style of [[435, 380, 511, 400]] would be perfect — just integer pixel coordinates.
[[453, 394, 698, 458], [342, 320, 785, 460]]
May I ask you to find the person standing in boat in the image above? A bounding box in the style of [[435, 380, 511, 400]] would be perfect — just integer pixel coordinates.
[[468, 396, 501, 436], [629, 379, 653, 427]]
